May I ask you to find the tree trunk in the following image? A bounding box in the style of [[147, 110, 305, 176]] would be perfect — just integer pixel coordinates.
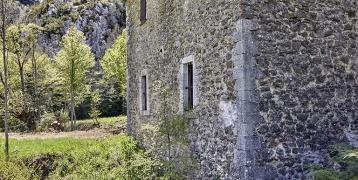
[[19, 64, 25, 96], [70, 58, 75, 130], [70, 90, 75, 130], [1, 0, 9, 161], [31, 43, 40, 123]]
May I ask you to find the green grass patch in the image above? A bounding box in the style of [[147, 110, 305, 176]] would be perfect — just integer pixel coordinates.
[[311, 145, 358, 180], [0, 135, 161, 179], [78, 115, 126, 125], [63, 116, 127, 131], [0, 137, 112, 158]]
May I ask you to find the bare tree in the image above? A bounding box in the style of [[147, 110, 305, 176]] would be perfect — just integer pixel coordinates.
[[1, 0, 9, 160]]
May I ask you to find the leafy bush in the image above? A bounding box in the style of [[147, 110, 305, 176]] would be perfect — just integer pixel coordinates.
[[0, 159, 39, 180], [38, 112, 55, 131], [59, 109, 69, 124], [49, 136, 161, 179], [0, 135, 162, 179], [312, 145, 358, 180]]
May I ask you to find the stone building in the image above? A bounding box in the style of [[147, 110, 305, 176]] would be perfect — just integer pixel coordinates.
[[126, 0, 358, 179]]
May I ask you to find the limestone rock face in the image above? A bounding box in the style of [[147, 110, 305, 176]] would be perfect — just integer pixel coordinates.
[[13, 0, 127, 118], [30, 0, 126, 60]]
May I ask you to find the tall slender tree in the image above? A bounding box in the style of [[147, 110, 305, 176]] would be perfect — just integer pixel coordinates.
[[56, 27, 94, 130], [6, 23, 43, 130], [1, 0, 9, 160], [101, 32, 127, 95]]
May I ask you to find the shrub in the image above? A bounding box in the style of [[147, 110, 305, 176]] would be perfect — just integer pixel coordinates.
[[312, 145, 358, 180], [38, 112, 55, 131], [0, 159, 39, 180], [59, 109, 69, 124], [49, 136, 161, 179]]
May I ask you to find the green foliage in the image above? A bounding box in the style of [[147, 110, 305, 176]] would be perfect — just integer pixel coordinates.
[[101, 32, 127, 95], [313, 169, 346, 180], [312, 145, 358, 180], [56, 26, 94, 126], [158, 114, 195, 179], [59, 109, 70, 124], [89, 90, 102, 123], [159, 115, 188, 143], [6, 23, 43, 53], [56, 26, 94, 97], [79, 115, 127, 125], [139, 81, 197, 179], [43, 17, 64, 33], [0, 159, 39, 180], [0, 23, 51, 130], [0, 135, 161, 179], [38, 112, 55, 131], [1, 1, 126, 131]]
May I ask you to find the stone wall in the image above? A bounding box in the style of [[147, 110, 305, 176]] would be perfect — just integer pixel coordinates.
[[239, 0, 358, 179], [127, 0, 358, 179], [127, 1, 243, 178]]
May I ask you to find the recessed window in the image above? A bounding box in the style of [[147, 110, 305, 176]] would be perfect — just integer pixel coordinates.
[[141, 75, 148, 111], [140, 0, 147, 23], [180, 55, 196, 112], [186, 63, 194, 110], [139, 70, 150, 115]]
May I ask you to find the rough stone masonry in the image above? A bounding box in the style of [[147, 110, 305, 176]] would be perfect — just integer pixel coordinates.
[[126, 0, 358, 179]]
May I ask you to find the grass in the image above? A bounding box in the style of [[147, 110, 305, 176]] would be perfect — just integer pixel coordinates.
[[0, 115, 158, 180], [0, 136, 120, 158], [0, 135, 161, 179], [62, 115, 127, 131], [311, 145, 358, 180], [78, 115, 127, 125]]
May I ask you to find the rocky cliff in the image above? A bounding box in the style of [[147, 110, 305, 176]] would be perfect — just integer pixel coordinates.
[[18, 0, 126, 60], [14, 0, 127, 118]]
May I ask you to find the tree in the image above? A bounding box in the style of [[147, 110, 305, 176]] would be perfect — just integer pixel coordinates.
[[101, 32, 127, 95], [27, 24, 44, 123], [5, 23, 43, 130], [89, 90, 101, 124], [56, 27, 94, 130], [1, 0, 9, 160]]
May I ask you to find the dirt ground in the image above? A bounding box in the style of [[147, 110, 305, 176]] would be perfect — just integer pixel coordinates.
[[9, 128, 116, 140]]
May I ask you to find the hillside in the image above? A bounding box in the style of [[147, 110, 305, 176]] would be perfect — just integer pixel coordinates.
[[21, 0, 126, 59], [9, 0, 127, 118]]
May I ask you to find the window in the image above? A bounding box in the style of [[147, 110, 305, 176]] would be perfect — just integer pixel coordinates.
[[141, 75, 147, 111], [186, 63, 194, 110], [140, 0, 147, 23], [139, 70, 150, 115], [180, 55, 196, 112]]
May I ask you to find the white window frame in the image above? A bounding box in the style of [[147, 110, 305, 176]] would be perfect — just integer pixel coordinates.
[[179, 55, 198, 112]]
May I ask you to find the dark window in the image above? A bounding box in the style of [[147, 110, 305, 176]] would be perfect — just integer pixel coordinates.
[[140, 0, 147, 23], [141, 75, 147, 111], [186, 63, 193, 110]]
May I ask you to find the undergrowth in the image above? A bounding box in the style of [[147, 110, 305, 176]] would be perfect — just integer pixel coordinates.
[[0, 135, 161, 180], [311, 145, 358, 180]]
